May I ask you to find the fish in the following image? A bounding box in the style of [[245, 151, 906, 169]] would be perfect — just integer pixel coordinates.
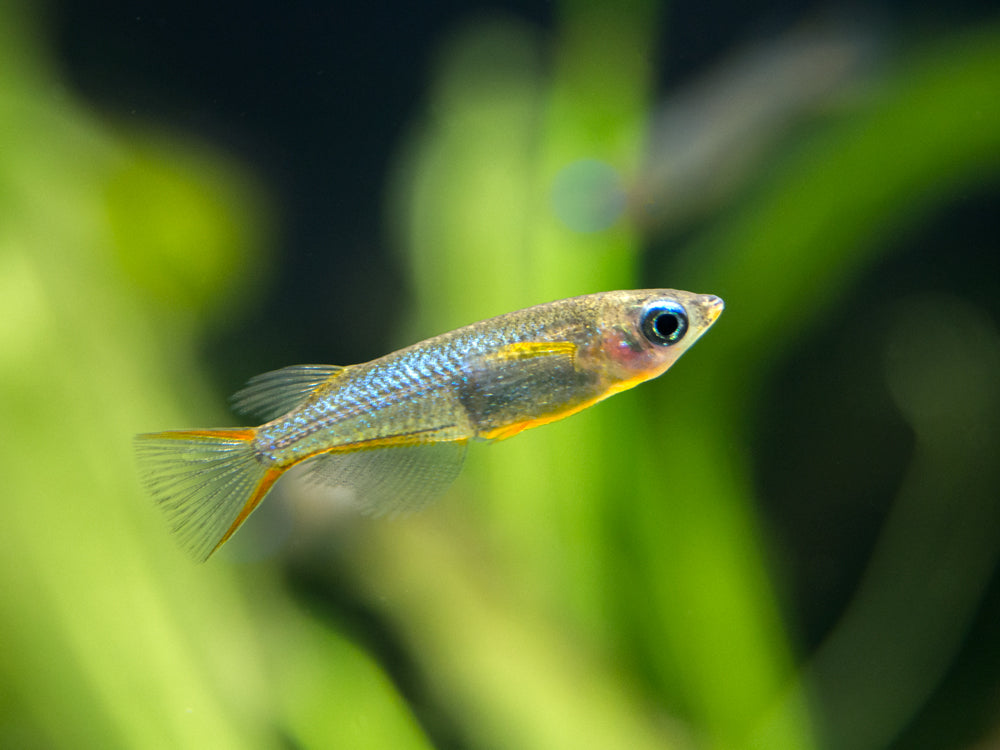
[[135, 289, 724, 560]]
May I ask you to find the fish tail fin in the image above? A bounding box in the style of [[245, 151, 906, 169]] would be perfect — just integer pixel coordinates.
[[134, 428, 283, 561]]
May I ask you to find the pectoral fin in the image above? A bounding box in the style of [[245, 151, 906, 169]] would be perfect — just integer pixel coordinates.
[[460, 340, 592, 439]]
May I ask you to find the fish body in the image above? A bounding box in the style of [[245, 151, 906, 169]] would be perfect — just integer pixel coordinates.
[[136, 289, 723, 560]]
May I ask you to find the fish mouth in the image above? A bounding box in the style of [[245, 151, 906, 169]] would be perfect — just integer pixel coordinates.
[[701, 294, 725, 324]]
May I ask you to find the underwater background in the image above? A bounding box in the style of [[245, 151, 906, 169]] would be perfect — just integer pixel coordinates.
[[2, 0, 998, 748]]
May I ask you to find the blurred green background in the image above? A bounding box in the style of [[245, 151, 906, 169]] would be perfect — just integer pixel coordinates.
[[2, 0, 999, 748]]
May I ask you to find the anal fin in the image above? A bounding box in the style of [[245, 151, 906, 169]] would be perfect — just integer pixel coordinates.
[[302, 438, 467, 517]]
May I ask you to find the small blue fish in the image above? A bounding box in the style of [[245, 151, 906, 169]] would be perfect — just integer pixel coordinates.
[[136, 289, 724, 559]]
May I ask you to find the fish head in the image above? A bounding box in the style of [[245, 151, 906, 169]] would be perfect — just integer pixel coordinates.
[[583, 289, 725, 388]]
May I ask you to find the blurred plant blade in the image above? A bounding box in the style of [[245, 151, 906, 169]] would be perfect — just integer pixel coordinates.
[[660, 21, 1000, 749], [386, 4, 816, 750]]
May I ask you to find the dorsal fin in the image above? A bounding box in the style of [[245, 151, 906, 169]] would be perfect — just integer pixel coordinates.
[[230, 364, 344, 421]]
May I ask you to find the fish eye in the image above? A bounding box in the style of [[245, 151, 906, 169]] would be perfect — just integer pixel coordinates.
[[641, 302, 688, 346]]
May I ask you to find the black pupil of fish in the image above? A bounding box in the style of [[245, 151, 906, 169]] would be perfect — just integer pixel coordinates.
[[647, 309, 686, 344], [654, 313, 679, 338]]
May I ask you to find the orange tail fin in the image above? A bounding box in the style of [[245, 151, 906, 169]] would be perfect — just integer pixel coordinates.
[[134, 428, 283, 561]]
